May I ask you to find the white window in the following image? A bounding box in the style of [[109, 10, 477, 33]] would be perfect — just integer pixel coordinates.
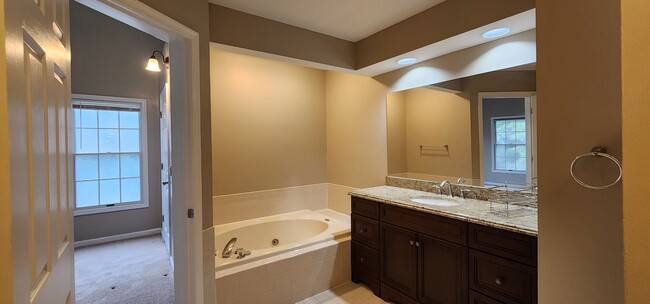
[[72, 94, 148, 216], [493, 117, 526, 173]]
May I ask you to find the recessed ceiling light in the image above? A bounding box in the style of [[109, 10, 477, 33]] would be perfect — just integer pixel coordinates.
[[397, 57, 417, 65], [482, 27, 511, 39]]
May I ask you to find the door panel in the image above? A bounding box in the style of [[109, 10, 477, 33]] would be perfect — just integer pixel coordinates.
[[160, 82, 172, 255], [381, 222, 418, 299], [4, 0, 74, 302], [418, 234, 468, 304]]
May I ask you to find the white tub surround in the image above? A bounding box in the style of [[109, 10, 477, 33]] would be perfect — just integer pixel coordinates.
[[214, 209, 351, 304], [212, 183, 328, 225], [327, 183, 357, 214]]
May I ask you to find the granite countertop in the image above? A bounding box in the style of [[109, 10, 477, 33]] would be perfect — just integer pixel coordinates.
[[349, 186, 538, 236]]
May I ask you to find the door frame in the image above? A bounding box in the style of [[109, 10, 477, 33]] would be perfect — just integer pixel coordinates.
[[477, 92, 537, 187], [74, 0, 208, 303]]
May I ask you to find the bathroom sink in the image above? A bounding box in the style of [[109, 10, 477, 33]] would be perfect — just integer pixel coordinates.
[[409, 196, 460, 207]]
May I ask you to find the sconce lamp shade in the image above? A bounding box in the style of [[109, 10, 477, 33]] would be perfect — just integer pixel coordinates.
[[145, 56, 161, 72]]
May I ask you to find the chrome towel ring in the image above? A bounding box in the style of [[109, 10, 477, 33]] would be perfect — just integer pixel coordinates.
[[570, 146, 622, 190]]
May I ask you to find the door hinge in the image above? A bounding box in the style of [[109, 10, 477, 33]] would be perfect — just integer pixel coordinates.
[[169, 165, 172, 176], [161, 163, 164, 170], [160, 111, 163, 118], [162, 214, 164, 222], [187, 209, 194, 218]]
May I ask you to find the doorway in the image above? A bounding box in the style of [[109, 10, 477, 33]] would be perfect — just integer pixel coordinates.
[[70, 0, 206, 302], [478, 92, 537, 188], [69, 2, 174, 301]]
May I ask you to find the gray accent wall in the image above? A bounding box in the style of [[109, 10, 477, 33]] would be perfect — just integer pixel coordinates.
[[482, 97, 526, 185], [71, 2, 165, 241]]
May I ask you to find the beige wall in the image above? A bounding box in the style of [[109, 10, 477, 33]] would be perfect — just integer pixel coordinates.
[[386, 91, 407, 174], [537, 1, 624, 303], [325, 71, 388, 188], [210, 47, 327, 195], [622, 0, 650, 302], [403, 88, 472, 178]]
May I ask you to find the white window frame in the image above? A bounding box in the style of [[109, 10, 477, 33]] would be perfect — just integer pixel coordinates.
[[72, 94, 149, 216], [491, 115, 527, 175]]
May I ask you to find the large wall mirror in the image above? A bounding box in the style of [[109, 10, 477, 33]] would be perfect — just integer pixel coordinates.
[[386, 65, 537, 188]]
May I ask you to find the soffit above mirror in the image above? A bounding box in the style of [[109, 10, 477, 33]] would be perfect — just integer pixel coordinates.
[[208, 0, 536, 76]]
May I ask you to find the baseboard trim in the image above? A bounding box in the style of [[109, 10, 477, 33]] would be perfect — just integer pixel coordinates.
[[74, 228, 162, 248]]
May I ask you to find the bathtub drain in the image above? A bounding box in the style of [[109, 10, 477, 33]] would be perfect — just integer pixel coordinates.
[[271, 238, 279, 247]]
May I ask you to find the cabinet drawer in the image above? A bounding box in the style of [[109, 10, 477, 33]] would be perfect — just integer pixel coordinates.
[[381, 283, 418, 304], [352, 241, 380, 278], [381, 204, 468, 245], [470, 291, 505, 304], [352, 214, 380, 249], [469, 223, 537, 266], [469, 250, 537, 304], [351, 196, 380, 219]]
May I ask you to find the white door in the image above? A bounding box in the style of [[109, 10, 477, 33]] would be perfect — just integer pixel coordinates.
[[1, 0, 74, 303], [160, 83, 173, 258]]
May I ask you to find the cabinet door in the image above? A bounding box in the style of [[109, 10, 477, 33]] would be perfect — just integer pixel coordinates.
[[381, 222, 418, 299], [418, 234, 468, 304]]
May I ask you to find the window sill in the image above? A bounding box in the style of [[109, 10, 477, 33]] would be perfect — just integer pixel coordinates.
[[74, 202, 148, 216], [492, 170, 526, 175]]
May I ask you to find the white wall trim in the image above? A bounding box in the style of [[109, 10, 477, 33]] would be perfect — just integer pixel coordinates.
[[74, 228, 161, 248]]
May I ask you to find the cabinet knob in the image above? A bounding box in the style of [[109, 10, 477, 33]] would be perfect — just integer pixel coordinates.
[[359, 228, 367, 233], [415, 241, 421, 247], [409, 240, 414, 246], [360, 257, 366, 262], [495, 277, 503, 285]]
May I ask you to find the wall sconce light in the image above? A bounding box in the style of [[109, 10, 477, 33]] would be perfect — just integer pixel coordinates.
[[145, 50, 169, 72]]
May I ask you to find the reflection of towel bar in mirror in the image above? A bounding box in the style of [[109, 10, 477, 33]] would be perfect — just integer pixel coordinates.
[[418, 145, 449, 155], [419, 144, 449, 152]]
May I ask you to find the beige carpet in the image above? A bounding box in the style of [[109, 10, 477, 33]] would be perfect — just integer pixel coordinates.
[[75, 235, 174, 304]]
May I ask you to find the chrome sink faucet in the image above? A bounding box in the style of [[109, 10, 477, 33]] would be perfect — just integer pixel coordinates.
[[439, 180, 453, 197], [222, 237, 237, 258]]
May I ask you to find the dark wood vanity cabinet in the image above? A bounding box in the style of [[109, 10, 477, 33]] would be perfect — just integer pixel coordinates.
[[351, 196, 537, 304], [380, 206, 467, 304], [380, 222, 418, 298], [468, 224, 538, 304], [351, 197, 382, 296]]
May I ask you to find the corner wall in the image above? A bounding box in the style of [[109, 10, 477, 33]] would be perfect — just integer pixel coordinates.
[[386, 91, 407, 174], [325, 71, 389, 214], [70, 2, 165, 241], [537, 1, 624, 303], [621, 0, 650, 302]]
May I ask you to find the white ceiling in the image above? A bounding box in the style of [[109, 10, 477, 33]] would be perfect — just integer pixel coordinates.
[[208, 0, 446, 42]]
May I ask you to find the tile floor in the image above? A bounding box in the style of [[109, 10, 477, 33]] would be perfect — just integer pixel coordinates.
[[296, 282, 387, 304]]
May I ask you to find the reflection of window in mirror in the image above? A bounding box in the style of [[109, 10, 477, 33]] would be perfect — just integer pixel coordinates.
[[493, 117, 527, 172], [479, 93, 536, 187]]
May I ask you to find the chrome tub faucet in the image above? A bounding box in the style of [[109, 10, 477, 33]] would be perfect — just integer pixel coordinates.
[[222, 237, 237, 258]]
